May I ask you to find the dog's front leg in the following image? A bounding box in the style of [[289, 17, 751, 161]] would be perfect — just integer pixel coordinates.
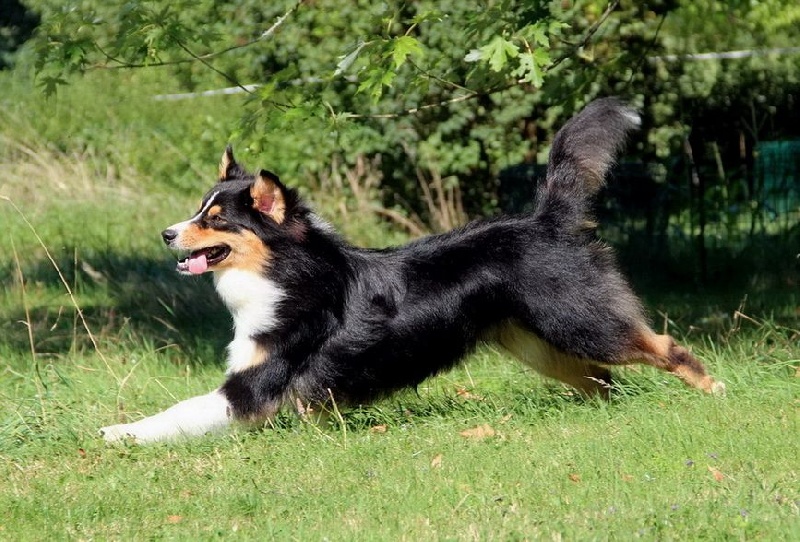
[[99, 390, 232, 443]]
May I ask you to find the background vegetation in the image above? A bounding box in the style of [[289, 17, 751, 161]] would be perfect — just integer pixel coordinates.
[[1, 0, 798, 539]]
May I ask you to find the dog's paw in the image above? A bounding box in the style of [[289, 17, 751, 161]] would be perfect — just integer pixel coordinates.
[[99, 424, 137, 443], [710, 380, 727, 396]]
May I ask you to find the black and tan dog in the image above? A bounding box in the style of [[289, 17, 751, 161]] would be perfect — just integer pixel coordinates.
[[101, 98, 724, 443]]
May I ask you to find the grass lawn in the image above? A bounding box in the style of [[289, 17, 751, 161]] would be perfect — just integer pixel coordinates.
[[1, 183, 797, 542], [1, 83, 798, 540], [1, 329, 798, 540]]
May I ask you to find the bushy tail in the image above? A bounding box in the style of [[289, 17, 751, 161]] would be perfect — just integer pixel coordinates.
[[534, 97, 640, 242]]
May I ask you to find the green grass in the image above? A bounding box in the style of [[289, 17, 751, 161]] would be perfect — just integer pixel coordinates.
[[1, 70, 798, 540], [1, 334, 798, 540], [2, 173, 798, 542]]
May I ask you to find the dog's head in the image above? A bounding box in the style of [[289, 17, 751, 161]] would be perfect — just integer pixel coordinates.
[[161, 146, 304, 275]]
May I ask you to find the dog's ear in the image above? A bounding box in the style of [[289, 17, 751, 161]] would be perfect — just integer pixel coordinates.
[[251, 169, 287, 224], [218, 145, 238, 182]]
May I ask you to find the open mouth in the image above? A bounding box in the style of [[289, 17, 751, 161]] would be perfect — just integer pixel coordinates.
[[176, 245, 231, 275]]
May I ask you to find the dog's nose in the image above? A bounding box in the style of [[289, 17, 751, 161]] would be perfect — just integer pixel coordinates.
[[161, 229, 178, 244]]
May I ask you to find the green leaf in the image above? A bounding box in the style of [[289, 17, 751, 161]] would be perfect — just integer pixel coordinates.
[[335, 40, 370, 76], [513, 52, 540, 86], [409, 10, 446, 25], [513, 48, 551, 87], [390, 36, 423, 69], [526, 22, 550, 47], [548, 20, 570, 36], [357, 66, 397, 102], [479, 36, 519, 72], [380, 69, 396, 88], [38, 74, 69, 97], [532, 47, 551, 67]]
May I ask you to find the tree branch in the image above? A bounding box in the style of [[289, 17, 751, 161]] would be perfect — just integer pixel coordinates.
[[93, 0, 306, 71], [174, 40, 255, 95], [142, 0, 621, 118], [344, 0, 621, 119]]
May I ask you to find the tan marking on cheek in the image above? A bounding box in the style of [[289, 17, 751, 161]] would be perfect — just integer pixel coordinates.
[[177, 223, 231, 249], [173, 225, 271, 273], [175, 223, 210, 248], [214, 230, 271, 273]]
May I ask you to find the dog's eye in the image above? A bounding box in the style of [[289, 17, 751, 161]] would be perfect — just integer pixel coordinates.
[[202, 213, 226, 227]]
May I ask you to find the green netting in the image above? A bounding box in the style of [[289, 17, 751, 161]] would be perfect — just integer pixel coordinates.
[[756, 140, 800, 213]]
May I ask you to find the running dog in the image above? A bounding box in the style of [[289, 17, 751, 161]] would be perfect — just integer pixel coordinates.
[[100, 98, 724, 443]]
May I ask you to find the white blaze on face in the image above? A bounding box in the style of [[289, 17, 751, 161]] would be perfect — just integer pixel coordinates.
[[165, 191, 222, 275], [165, 191, 221, 243], [194, 191, 221, 222]]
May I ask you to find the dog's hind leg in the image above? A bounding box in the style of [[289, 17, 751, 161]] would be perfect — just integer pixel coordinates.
[[618, 328, 725, 394], [494, 323, 613, 398]]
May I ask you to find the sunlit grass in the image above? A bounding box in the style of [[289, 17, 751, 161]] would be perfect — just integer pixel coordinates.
[[1, 326, 797, 540]]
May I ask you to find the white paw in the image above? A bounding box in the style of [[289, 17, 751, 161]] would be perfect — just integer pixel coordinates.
[[99, 420, 174, 444], [711, 380, 727, 396], [99, 423, 138, 443]]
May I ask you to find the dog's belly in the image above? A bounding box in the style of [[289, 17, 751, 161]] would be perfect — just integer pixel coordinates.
[[490, 322, 612, 397]]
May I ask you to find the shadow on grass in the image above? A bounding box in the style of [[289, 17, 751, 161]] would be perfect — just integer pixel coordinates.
[[617, 231, 799, 328], [2, 237, 797, 366], [259, 385, 591, 434], [1, 249, 230, 365], [253, 374, 657, 436]]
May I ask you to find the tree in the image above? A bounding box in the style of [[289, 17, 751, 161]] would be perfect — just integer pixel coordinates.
[[26, 0, 800, 238]]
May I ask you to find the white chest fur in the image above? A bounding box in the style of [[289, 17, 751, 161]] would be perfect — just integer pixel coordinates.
[[214, 269, 284, 373]]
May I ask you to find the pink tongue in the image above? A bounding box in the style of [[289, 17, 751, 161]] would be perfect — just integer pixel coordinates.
[[188, 253, 208, 275]]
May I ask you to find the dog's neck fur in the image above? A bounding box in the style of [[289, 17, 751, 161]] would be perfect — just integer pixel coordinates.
[[214, 268, 284, 373]]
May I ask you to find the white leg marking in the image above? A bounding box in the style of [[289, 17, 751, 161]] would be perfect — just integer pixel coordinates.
[[100, 390, 232, 443]]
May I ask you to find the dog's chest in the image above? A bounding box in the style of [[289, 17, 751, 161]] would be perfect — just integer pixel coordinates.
[[214, 269, 284, 373]]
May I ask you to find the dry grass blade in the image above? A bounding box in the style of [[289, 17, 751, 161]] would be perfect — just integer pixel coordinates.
[[1, 195, 120, 385], [10, 238, 49, 422]]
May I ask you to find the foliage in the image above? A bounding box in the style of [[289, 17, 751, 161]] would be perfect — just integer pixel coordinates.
[[23, 0, 631, 223], [18, 0, 800, 235]]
